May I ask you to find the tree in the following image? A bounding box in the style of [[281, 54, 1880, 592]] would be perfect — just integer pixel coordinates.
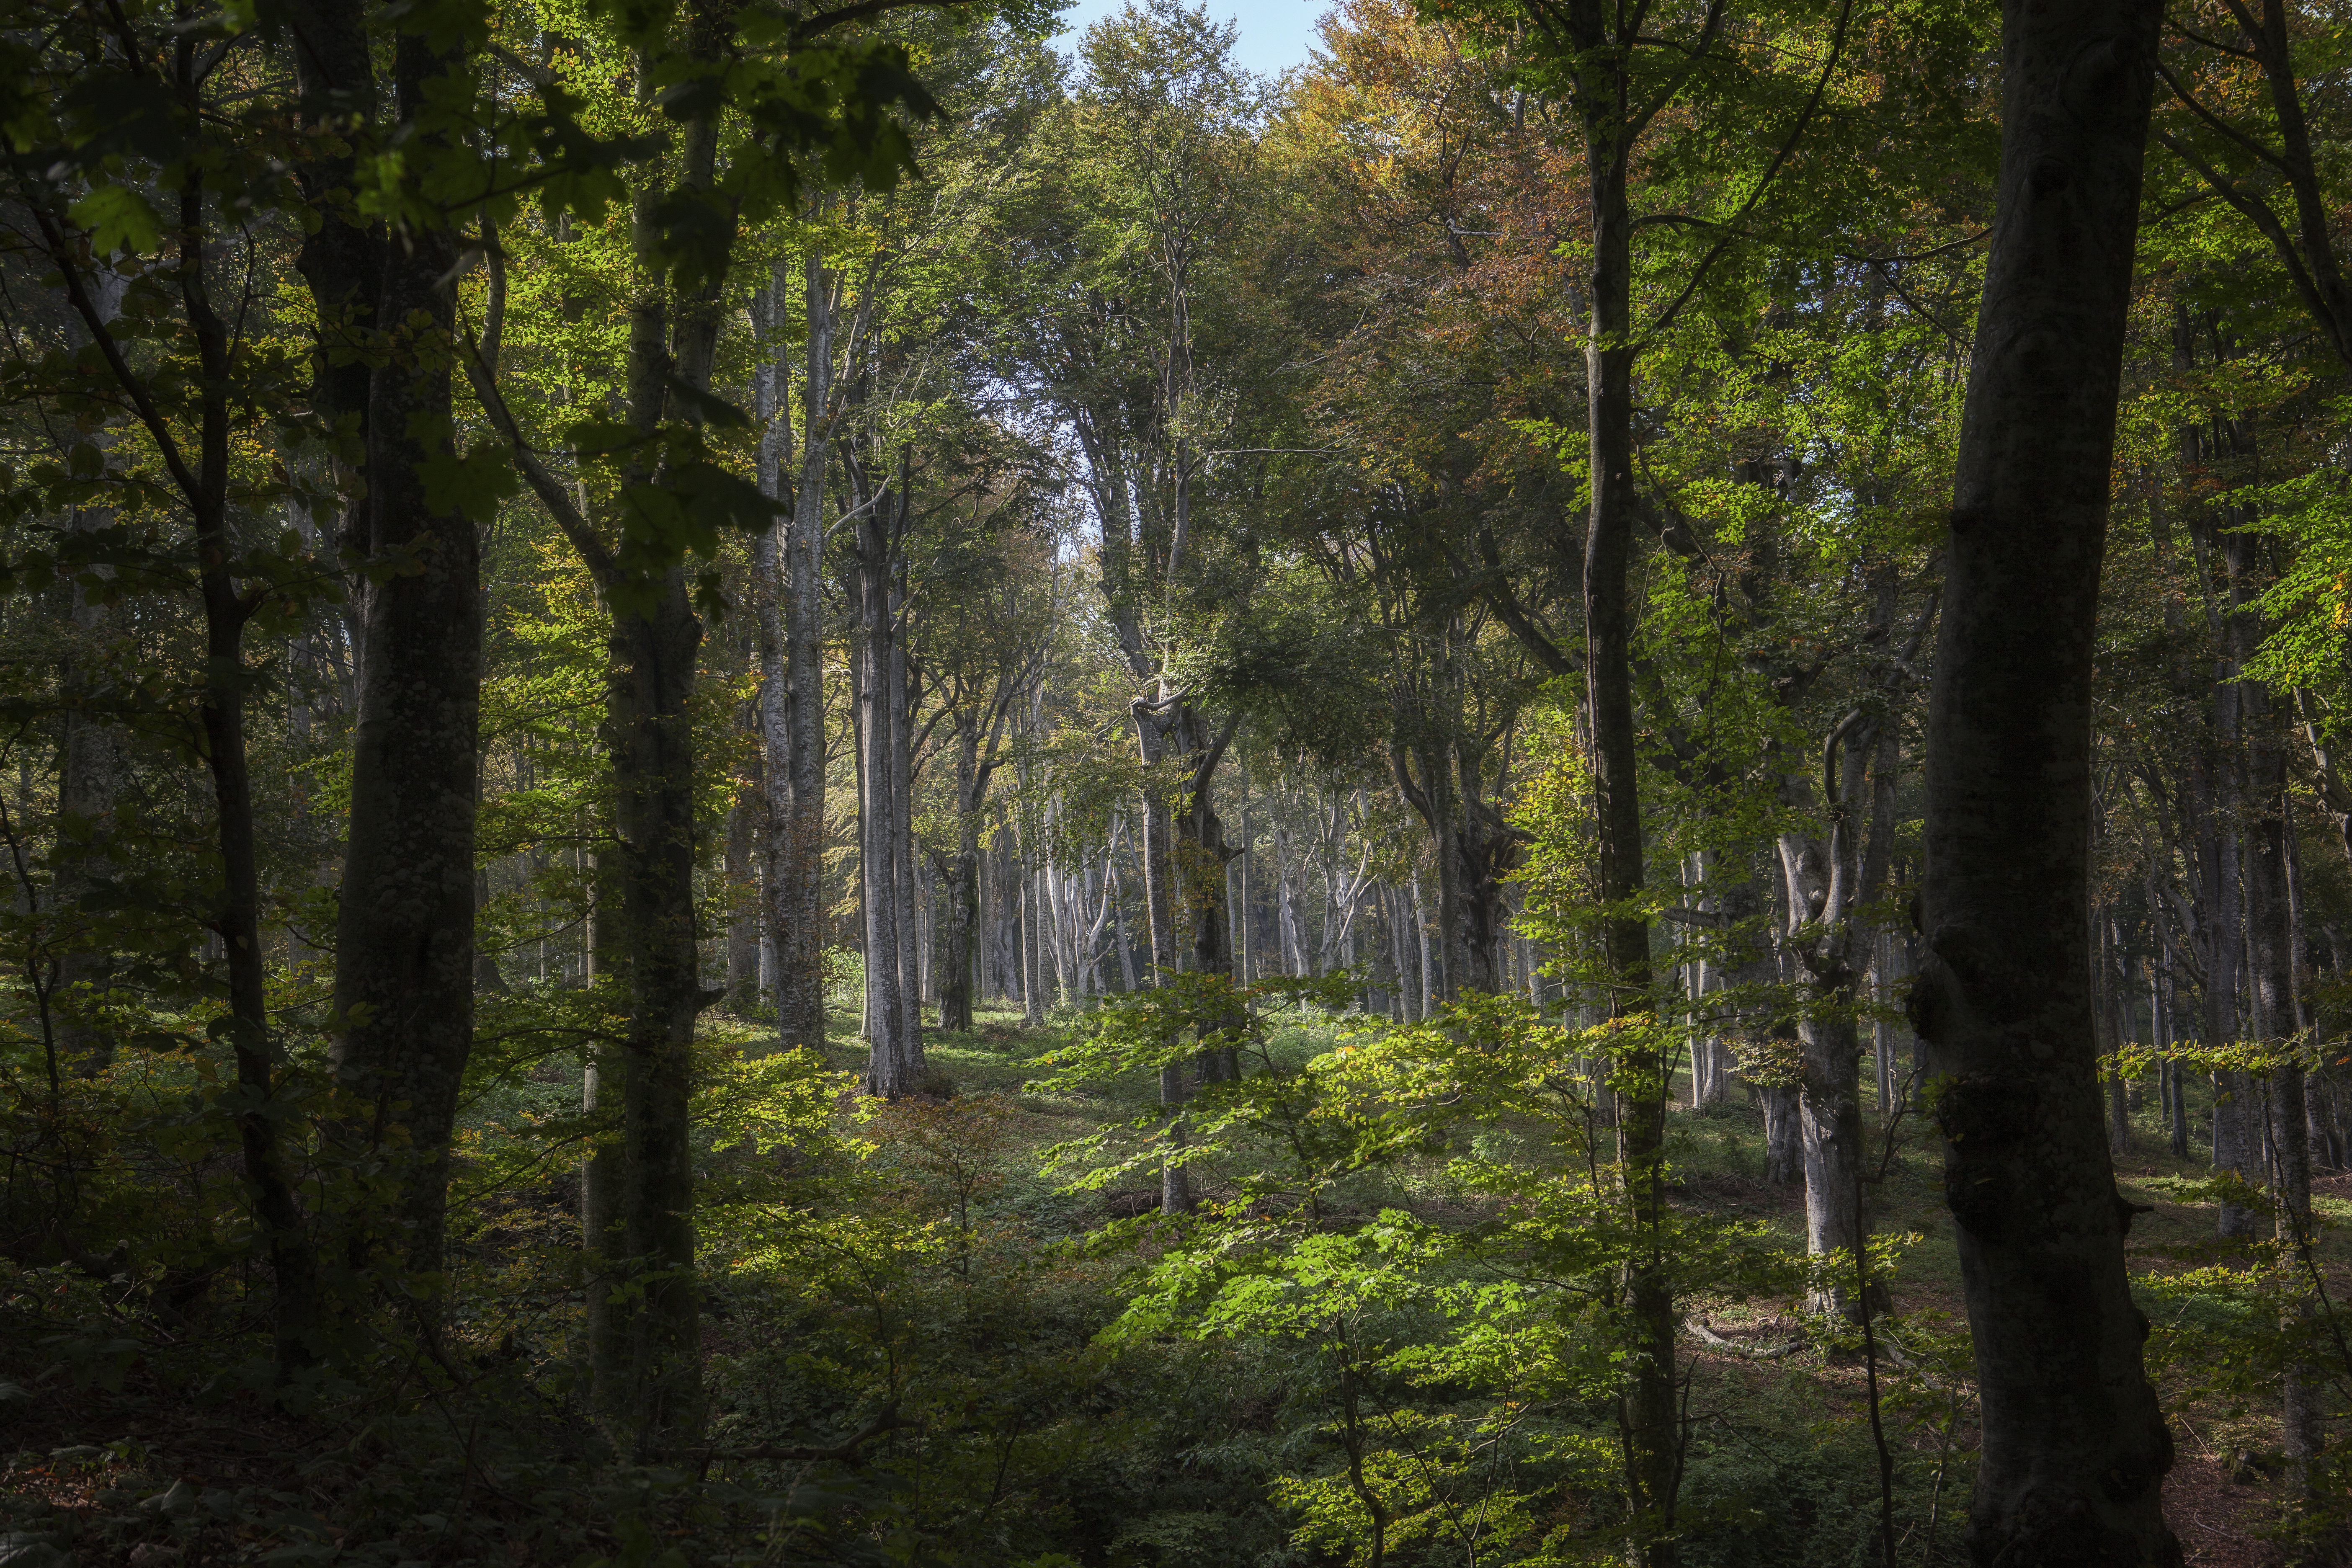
[[1907, 0, 2180, 1560]]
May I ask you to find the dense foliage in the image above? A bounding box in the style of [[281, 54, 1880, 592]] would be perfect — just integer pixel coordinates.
[[0, 0, 2349, 1564]]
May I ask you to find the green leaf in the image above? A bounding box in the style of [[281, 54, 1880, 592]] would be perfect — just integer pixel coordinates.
[[417, 442, 519, 524], [70, 184, 162, 255]]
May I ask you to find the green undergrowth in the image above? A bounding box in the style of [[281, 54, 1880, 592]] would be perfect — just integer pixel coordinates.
[[2, 997, 2341, 1567]]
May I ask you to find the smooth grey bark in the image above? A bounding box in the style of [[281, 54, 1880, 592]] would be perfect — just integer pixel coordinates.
[[1783, 838, 1863, 1315], [934, 710, 992, 1033], [722, 786, 760, 1014], [1779, 676, 1912, 1315], [845, 439, 923, 1093], [1132, 759, 1191, 1212], [929, 665, 1021, 1029], [753, 255, 836, 1054], [1750, 852, 1804, 1188], [1114, 862, 1138, 994], [1018, 851, 1042, 1020], [853, 611, 903, 1085], [888, 593, 921, 1067], [581, 68, 733, 1444], [1409, 873, 1436, 1016], [2153, 937, 2191, 1157], [1907, 2, 2178, 1560]]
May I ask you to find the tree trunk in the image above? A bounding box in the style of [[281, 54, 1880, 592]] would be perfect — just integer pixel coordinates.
[[49, 261, 136, 1075], [579, 853, 624, 1420], [856, 613, 907, 1091], [55, 521, 127, 1073], [1797, 1008, 1862, 1312], [1576, 86, 1677, 1560], [937, 725, 980, 1032], [1908, 2, 2178, 1557], [1759, 1080, 1803, 1187], [2102, 919, 2133, 1155], [760, 256, 832, 1054], [1410, 872, 1436, 1013], [887, 578, 923, 1074], [722, 787, 761, 1014], [2245, 732, 2322, 1483], [605, 570, 707, 1445], [325, 27, 481, 1303], [1135, 740, 1192, 1212]]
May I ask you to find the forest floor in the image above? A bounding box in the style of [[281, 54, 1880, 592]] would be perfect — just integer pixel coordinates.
[[806, 999, 2349, 1568], [4, 1000, 2337, 1567]]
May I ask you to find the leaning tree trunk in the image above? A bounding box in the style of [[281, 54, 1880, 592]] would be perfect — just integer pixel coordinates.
[[1908, 3, 2179, 1560]]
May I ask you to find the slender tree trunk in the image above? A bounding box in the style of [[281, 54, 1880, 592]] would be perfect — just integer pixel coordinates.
[[857, 613, 906, 1091], [938, 725, 980, 1032], [579, 853, 625, 1421], [1871, 931, 1899, 1113], [180, 303, 321, 1375], [764, 256, 832, 1052], [1410, 872, 1435, 1014], [722, 786, 760, 1014], [1135, 740, 1191, 1212], [1909, 3, 2178, 1557], [55, 514, 127, 1072], [887, 583, 923, 1075], [1110, 871, 1132, 993], [2103, 918, 2133, 1155], [2245, 724, 2323, 1484], [1575, 93, 1678, 1559]]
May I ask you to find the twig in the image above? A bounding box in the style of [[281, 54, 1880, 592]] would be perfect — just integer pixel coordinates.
[[1685, 1318, 1805, 1359]]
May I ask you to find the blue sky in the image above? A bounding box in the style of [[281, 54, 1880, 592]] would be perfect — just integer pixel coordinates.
[[1052, 0, 1326, 80]]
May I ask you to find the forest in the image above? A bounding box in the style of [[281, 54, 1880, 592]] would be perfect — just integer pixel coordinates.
[[0, 0, 2347, 1562]]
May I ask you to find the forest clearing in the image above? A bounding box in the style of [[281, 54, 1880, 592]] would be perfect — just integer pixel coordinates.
[[2, 0, 2350, 1563]]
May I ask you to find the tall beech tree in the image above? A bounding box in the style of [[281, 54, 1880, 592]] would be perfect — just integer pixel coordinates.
[[1908, 0, 2180, 1561], [298, 3, 486, 1305], [16, 0, 2352, 1558]]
